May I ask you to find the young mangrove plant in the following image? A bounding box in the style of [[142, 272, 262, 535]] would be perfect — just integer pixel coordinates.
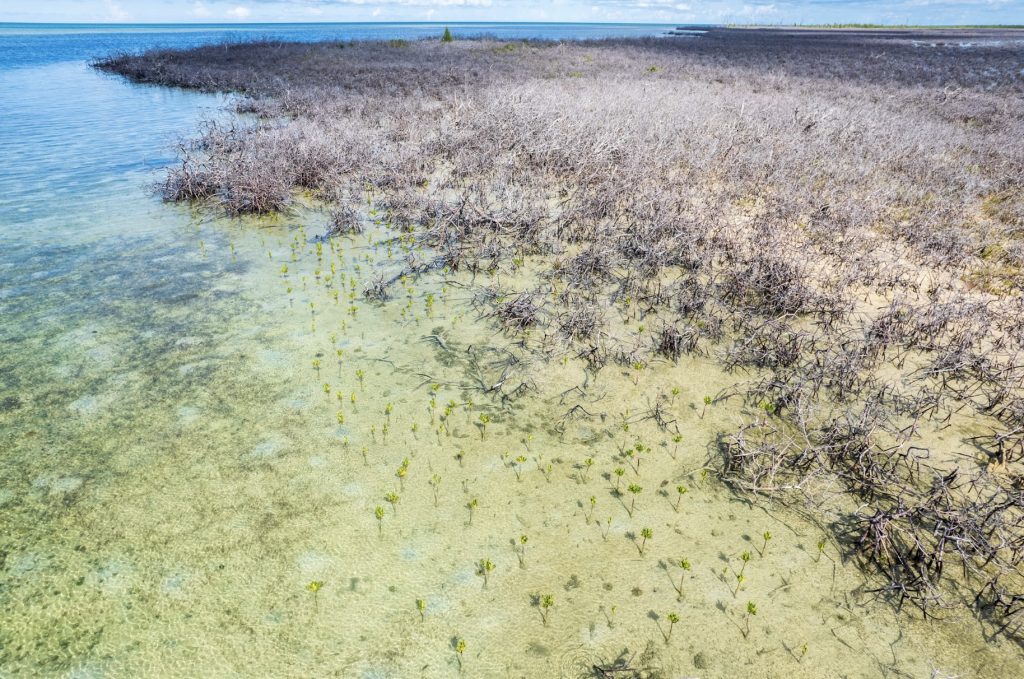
[[585, 495, 597, 523], [700, 395, 712, 419], [306, 580, 323, 612], [626, 484, 642, 517], [512, 455, 527, 481], [416, 597, 426, 622], [375, 505, 385, 536], [385, 491, 400, 514], [478, 412, 491, 440], [466, 497, 478, 526], [672, 558, 692, 598], [757, 530, 772, 557], [396, 458, 408, 491], [733, 550, 752, 596], [613, 467, 625, 492], [582, 457, 594, 482], [476, 558, 495, 588], [670, 434, 682, 460], [663, 612, 679, 643], [515, 534, 528, 568], [742, 601, 757, 640], [454, 638, 465, 671], [539, 594, 555, 626], [638, 527, 653, 555], [673, 484, 688, 512], [814, 538, 827, 563]]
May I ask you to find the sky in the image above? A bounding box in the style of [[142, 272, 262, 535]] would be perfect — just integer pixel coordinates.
[[1, 0, 1021, 26]]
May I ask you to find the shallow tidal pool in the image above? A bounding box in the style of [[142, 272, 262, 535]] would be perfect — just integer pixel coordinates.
[[2, 191, 1022, 678]]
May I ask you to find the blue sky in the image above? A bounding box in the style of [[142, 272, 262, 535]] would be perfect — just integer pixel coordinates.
[[2, 0, 1021, 25]]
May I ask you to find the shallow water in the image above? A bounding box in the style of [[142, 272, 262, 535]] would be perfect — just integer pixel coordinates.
[[1, 25, 1022, 679]]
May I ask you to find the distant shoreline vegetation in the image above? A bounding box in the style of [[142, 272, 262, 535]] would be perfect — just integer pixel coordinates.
[[728, 23, 1024, 29]]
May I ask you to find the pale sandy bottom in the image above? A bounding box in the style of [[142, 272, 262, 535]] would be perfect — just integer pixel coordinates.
[[1, 199, 1020, 679]]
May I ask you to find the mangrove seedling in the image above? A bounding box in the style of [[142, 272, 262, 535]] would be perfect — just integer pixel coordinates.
[[336, 411, 345, 425], [416, 598, 426, 622], [478, 413, 491, 440], [513, 455, 527, 481], [582, 457, 594, 482], [454, 638, 465, 670], [626, 484, 642, 517], [743, 601, 757, 639], [733, 572, 745, 597], [586, 495, 597, 523], [613, 467, 625, 491], [664, 612, 679, 643], [356, 369, 365, 389], [671, 434, 682, 459], [396, 461, 408, 491], [466, 498, 478, 525], [429, 473, 442, 507], [670, 387, 680, 404], [442, 26, 454, 43], [757, 531, 772, 557], [673, 485, 688, 512], [738, 550, 752, 577], [360, 446, 368, 465], [625, 448, 638, 474], [476, 558, 495, 588], [542, 462, 553, 483], [539, 594, 554, 626], [515, 534, 528, 568], [638, 527, 653, 555], [815, 538, 827, 563], [375, 505, 385, 536], [323, 383, 331, 396], [312, 359, 321, 377], [601, 516, 612, 540], [385, 491, 400, 514], [700, 395, 712, 419], [672, 558, 692, 597], [306, 580, 323, 612]]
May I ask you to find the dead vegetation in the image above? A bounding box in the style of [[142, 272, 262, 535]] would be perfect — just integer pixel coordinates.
[[96, 27, 1024, 638]]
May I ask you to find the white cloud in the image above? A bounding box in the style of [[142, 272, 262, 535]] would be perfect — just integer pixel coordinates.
[[103, 0, 131, 21], [226, 5, 252, 18]]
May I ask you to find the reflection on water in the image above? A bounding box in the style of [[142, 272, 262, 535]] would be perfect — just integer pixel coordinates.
[[1, 25, 1023, 679]]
